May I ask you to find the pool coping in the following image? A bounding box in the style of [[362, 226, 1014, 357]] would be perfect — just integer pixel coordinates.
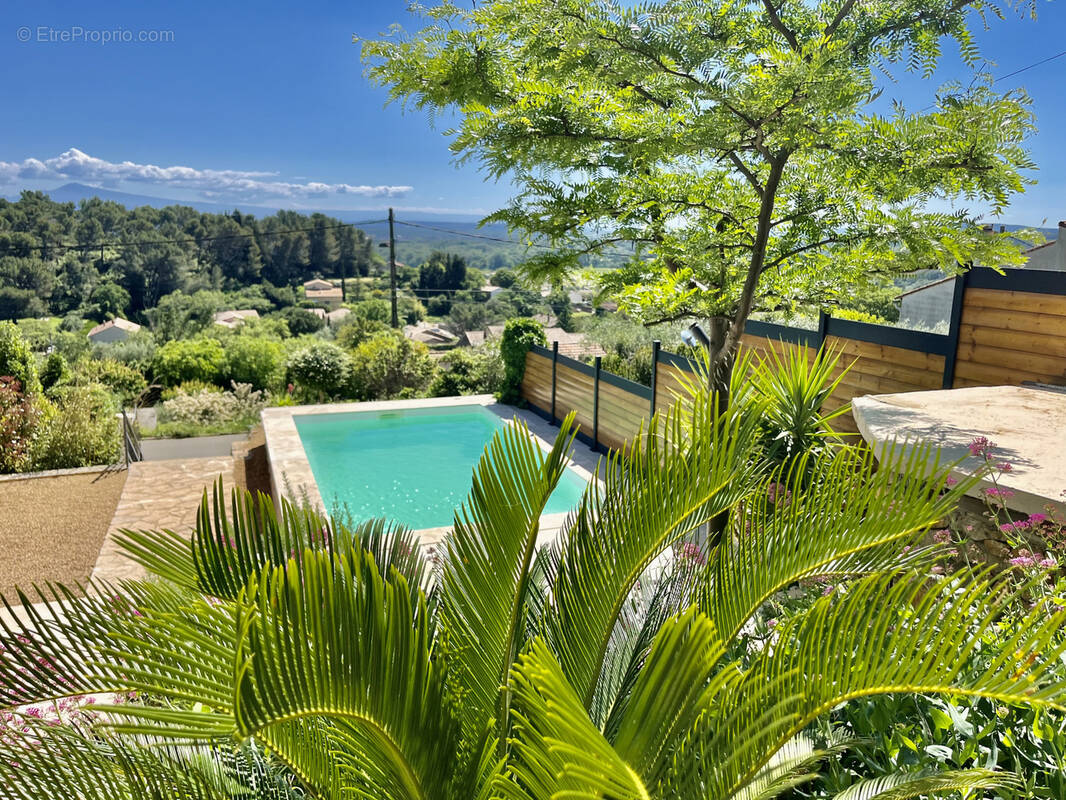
[[260, 395, 599, 544]]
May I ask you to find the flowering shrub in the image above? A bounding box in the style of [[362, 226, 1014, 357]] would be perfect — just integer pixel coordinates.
[[0, 377, 43, 474], [157, 382, 268, 429]]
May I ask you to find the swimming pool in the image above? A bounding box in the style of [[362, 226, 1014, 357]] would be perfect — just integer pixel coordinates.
[[292, 404, 588, 530]]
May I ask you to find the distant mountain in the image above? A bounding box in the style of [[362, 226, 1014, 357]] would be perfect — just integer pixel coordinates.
[[8, 182, 488, 225], [2, 182, 525, 270], [985, 222, 1059, 241]]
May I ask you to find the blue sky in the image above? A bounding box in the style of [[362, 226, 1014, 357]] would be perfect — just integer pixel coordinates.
[[1, 0, 1063, 224]]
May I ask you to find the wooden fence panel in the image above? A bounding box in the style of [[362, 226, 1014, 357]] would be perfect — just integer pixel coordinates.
[[520, 350, 554, 410], [554, 362, 596, 433], [517, 267, 1066, 454], [953, 288, 1066, 388]]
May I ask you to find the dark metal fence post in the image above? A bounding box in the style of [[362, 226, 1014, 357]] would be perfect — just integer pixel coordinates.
[[550, 341, 559, 425], [816, 309, 829, 351], [592, 355, 601, 452], [649, 340, 660, 421], [942, 271, 969, 389]]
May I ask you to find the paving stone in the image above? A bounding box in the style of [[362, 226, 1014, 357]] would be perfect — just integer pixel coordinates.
[[91, 457, 234, 585]]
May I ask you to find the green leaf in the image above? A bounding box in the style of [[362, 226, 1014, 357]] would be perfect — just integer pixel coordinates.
[[438, 413, 577, 748], [234, 548, 460, 800]]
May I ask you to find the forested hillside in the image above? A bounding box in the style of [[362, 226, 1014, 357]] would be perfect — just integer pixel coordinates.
[[0, 191, 377, 320]]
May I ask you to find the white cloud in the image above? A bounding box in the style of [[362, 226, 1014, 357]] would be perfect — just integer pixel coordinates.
[[0, 148, 412, 201]]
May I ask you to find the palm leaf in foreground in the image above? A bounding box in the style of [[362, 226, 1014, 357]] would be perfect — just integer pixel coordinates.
[[438, 412, 577, 748]]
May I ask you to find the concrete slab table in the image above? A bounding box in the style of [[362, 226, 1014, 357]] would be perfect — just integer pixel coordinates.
[[852, 385, 1066, 517]]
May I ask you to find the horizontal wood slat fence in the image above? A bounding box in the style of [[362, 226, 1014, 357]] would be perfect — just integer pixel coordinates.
[[519, 267, 1066, 449]]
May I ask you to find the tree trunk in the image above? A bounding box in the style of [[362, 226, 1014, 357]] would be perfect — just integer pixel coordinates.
[[705, 316, 734, 408]]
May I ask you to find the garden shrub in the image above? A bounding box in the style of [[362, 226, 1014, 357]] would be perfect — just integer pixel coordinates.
[[93, 330, 156, 372], [223, 336, 283, 391], [348, 331, 435, 401], [498, 318, 545, 404], [286, 342, 353, 401], [0, 377, 44, 473], [430, 344, 503, 397], [151, 338, 226, 386], [334, 316, 387, 350], [353, 298, 391, 323], [157, 382, 268, 432], [39, 352, 69, 391], [32, 383, 119, 470], [75, 358, 148, 403], [275, 307, 324, 336], [0, 321, 40, 395]]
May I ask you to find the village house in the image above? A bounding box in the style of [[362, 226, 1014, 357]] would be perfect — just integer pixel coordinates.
[[303, 278, 344, 309], [86, 317, 141, 344], [213, 309, 260, 329]]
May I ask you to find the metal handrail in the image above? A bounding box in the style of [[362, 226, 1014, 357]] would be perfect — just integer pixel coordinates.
[[120, 407, 143, 465]]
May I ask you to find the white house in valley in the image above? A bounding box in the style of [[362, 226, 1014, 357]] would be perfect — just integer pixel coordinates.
[[87, 317, 141, 344]]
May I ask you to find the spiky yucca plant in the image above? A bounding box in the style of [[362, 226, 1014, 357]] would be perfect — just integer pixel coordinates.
[[0, 374, 1063, 800]]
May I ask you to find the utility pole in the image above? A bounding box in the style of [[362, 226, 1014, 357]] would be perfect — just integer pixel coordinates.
[[388, 207, 399, 328]]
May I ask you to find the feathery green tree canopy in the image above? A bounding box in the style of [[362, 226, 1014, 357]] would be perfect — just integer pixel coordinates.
[[361, 0, 1039, 386]]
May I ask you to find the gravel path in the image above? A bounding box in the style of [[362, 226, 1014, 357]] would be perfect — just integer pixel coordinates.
[[0, 470, 127, 599]]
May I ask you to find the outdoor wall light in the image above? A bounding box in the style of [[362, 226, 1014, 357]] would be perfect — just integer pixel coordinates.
[[680, 322, 711, 350]]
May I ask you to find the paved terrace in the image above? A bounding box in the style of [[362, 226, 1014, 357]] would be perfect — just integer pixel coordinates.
[[853, 385, 1066, 517], [89, 457, 234, 584]]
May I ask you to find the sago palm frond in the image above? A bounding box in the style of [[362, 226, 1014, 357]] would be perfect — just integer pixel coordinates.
[[828, 768, 1015, 800], [0, 581, 236, 729], [500, 637, 649, 800], [0, 723, 232, 800], [596, 549, 702, 738], [232, 548, 459, 800], [116, 481, 429, 601], [543, 386, 764, 711], [700, 439, 971, 643], [672, 570, 1066, 800], [437, 412, 578, 748]]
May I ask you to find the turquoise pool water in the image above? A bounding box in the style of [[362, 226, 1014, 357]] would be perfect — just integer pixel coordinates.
[[294, 405, 588, 530]]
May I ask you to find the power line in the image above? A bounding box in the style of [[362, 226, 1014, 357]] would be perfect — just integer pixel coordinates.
[[920, 48, 1066, 111], [995, 49, 1066, 82]]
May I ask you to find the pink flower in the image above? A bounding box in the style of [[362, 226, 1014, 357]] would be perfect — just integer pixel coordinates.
[[982, 487, 1015, 500], [1040, 557, 1056, 568], [1026, 513, 1048, 526], [677, 541, 706, 566], [995, 461, 1013, 473], [1000, 522, 1016, 533], [944, 475, 958, 487], [821, 583, 835, 596], [766, 482, 792, 506], [968, 436, 996, 458], [932, 529, 952, 544], [766, 618, 778, 629]]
